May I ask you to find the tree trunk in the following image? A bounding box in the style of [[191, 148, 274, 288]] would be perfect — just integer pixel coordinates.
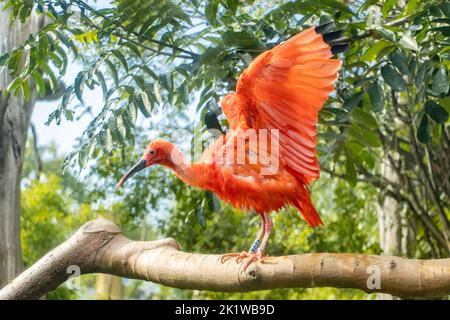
[[0, 7, 44, 288], [376, 159, 408, 300]]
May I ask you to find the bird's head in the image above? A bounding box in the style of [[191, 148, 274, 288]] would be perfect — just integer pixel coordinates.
[[116, 139, 179, 189]]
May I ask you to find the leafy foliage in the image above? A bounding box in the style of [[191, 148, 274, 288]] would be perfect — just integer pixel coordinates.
[[3, 0, 450, 299]]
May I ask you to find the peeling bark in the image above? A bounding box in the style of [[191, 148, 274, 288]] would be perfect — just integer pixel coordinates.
[[0, 219, 449, 300]]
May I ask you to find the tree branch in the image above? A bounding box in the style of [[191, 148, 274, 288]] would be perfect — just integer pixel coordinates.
[[0, 219, 449, 300]]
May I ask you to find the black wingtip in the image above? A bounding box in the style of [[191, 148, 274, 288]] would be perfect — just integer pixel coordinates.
[[331, 43, 350, 54], [322, 30, 343, 43], [315, 22, 350, 54], [315, 21, 335, 34], [205, 111, 224, 135]]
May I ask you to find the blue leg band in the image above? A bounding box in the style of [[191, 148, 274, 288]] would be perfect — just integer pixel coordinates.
[[249, 239, 261, 253]]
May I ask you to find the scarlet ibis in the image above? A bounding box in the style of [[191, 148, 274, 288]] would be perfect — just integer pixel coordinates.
[[117, 21, 348, 270]]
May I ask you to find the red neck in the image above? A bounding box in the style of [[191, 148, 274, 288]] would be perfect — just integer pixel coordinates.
[[161, 146, 208, 189]]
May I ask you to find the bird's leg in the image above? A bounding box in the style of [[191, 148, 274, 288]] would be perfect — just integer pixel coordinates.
[[241, 213, 272, 271], [248, 215, 266, 253], [221, 214, 266, 262], [257, 212, 273, 254], [221, 213, 272, 271]]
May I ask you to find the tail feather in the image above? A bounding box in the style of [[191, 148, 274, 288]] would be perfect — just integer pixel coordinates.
[[293, 185, 323, 227]]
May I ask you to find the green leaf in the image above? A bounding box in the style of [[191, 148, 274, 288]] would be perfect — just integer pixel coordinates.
[[153, 81, 162, 105], [425, 101, 448, 124], [116, 114, 127, 143], [6, 78, 22, 95], [389, 51, 409, 75], [381, 64, 406, 92], [347, 125, 381, 148], [64, 109, 74, 121], [112, 49, 128, 72], [31, 70, 46, 97], [179, 83, 189, 104], [361, 40, 390, 62], [7, 49, 23, 72], [408, 58, 417, 76], [433, 26, 450, 37], [96, 70, 107, 101], [432, 66, 449, 96], [417, 114, 429, 144], [399, 33, 418, 51], [345, 157, 357, 186], [0, 53, 9, 66], [128, 98, 138, 122], [351, 108, 378, 130], [21, 78, 31, 102], [78, 148, 88, 168], [415, 62, 427, 89], [133, 75, 146, 91], [74, 71, 85, 102], [225, 0, 239, 13], [345, 141, 375, 170], [343, 92, 364, 111], [122, 42, 141, 58], [38, 33, 49, 57], [432, 121, 442, 144], [429, 5, 442, 17], [382, 0, 397, 17], [56, 30, 78, 57], [441, 2, 450, 18], [159, 72, 173, 92], [105, 128, 113, 153], [55, 46, 68, 74], [222, 31, 263, 49], [135, 91, 152, 118], [61, 85, 74, 108], [373, 25, 396, 41], [205, 0, 219, 26], [416, 85, 425, 104], [48, 51, 63, 70], [42, 64, 57, 93], [142, 65, 158, 80], [106, 59, 119, 86], [368, 81, 384, 112]]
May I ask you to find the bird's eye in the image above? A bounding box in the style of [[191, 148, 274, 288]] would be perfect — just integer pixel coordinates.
[[149, 150, 155, 156]]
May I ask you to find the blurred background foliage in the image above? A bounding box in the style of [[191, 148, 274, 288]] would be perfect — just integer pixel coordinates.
[[1, 0, 448, 299]]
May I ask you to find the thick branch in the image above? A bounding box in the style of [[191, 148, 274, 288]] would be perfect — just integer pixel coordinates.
[[1, 219, 449, 300]]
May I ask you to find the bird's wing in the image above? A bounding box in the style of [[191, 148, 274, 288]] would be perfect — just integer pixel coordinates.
[[221, 22, 347, 183]]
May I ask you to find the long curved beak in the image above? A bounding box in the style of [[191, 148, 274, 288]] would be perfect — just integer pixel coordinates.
[[116, 158, 147, 190]]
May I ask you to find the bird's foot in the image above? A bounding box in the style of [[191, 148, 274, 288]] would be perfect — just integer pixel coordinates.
[[221, 250, 268, 271]]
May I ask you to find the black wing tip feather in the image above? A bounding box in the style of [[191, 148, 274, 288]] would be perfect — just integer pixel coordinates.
[[315, 21, 350, 54], [315, 21, 335, 34], [205, 111, 224, 134]]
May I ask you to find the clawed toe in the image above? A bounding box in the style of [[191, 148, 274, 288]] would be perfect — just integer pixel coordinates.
[[220, 251, 248, 263], [221, 250, 267, 271]]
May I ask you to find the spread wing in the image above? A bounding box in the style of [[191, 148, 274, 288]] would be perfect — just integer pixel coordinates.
[[220, 22, 348, 183]]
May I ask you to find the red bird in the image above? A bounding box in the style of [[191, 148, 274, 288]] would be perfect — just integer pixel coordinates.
[[117, 21, 347, 270]]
